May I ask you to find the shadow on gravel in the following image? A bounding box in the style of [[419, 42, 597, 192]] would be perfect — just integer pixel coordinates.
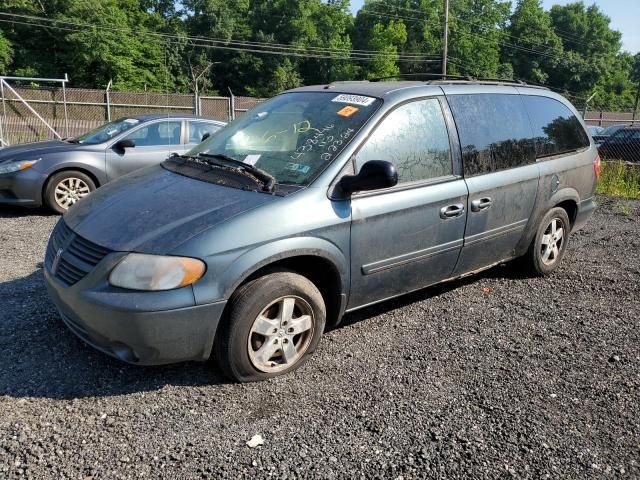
[[334, 261, 531, 329], [0, 206, 56, 218], [0, 261, 528, 400], [0, 270, 225, 400]]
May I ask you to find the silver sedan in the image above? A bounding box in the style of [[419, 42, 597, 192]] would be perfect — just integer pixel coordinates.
[[0, 114, 225, 213]]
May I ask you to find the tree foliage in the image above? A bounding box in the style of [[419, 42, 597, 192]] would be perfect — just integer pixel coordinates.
[[0, 0, 637, 110]]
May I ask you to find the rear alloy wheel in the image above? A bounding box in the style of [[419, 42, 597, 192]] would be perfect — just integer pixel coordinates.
[[522, 207, 571, 276], [214, 271, 326, 382], [540, 217, 565, 266], [45, 171, 96, 214]]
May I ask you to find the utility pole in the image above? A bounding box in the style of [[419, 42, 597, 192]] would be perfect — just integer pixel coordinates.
[[633, 80, 640, 124], [442, 0, 449, 77]]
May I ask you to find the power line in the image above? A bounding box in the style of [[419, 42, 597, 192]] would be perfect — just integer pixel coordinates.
[[362, 2, 593, 52], [0, 12, 441, 62]]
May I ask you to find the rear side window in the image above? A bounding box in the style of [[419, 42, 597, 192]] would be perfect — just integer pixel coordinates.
[[447, 94, 535, 176], [356, 98, 452, 184], [522, 96, 589, 157]]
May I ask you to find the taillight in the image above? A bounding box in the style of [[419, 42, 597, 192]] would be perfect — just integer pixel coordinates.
[[594, 154, 601, 182]]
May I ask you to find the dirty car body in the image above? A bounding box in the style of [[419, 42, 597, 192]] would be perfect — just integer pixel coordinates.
[[44, 81, 598, 381]]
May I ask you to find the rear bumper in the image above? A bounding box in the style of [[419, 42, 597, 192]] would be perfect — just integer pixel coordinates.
[[44, 263, 227, 365], [573, 196, 596, 232], [0, 168, 47, 207]]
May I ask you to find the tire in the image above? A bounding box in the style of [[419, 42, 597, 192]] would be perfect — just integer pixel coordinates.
[[213, 271, 326, 382], [522, 207, 571, 276], [44, 170, 96, 214]]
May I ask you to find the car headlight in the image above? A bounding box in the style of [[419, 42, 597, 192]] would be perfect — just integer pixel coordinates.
[[0, 159, 40, 174], [109, 253, 206, 291]]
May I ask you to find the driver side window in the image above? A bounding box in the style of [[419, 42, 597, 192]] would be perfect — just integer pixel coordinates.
[[356, 98, 452, 184]]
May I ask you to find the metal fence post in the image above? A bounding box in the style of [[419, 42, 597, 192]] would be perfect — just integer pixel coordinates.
[[105, 80, 112, 122], [0, 79, 5, 146], [228, 87, 235, 121], [62, 73, 69, 137]]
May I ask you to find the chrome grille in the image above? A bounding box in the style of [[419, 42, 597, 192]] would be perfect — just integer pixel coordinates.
[[45, 219, 112, 286]]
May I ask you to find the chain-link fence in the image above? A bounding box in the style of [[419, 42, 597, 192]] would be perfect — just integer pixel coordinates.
[[0, 79, 265, 146]]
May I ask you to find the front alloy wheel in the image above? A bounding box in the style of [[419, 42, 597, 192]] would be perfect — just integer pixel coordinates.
[[54, 177, 91, 210], [44, 170, 96, 214], [214, 271, 326, 382], [248, 296, 315, 373]]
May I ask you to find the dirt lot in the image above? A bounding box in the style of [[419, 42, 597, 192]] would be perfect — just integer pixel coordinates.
[[0, 196, 639, 479]]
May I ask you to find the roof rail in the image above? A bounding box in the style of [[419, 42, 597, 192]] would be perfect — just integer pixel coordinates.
[[369, 73, 472, 82], [368, 73, 550, 90]]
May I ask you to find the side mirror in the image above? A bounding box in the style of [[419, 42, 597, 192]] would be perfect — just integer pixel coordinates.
[[201, 132, 211, 142], [114, 139, 135, 150], [339, 160, 398, 195]]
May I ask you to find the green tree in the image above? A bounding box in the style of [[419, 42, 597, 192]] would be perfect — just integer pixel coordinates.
[[364, 20, 408, 79], [0, 29, 12, 73], [447, 0, 511, 77], [505, 0, 562, 83], [548, 2, 622, 96]]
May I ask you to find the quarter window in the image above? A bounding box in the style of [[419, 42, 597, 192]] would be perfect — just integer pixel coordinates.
[[447, 94, 536, 176], [522, 96, 589, 157], [356, 98, 452, 184]]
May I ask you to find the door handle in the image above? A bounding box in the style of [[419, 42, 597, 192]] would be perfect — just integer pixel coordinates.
[[471, 197, 493, 212], [440, 203, 465, 219]]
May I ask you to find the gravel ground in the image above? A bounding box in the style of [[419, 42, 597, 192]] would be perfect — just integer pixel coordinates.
[[0, 196, 639, 479]]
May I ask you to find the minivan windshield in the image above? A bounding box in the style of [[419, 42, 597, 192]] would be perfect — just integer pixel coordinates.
[[71, 118, 142, 145], [186, 92, 382, 185]]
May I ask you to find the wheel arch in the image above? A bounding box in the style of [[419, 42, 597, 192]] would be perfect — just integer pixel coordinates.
[[214, 240, 349, 328], [41, 166, 102, 204]]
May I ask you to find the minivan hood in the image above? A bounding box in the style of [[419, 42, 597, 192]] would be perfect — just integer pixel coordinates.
[[63, 165, 278, 253], [0, 140, 95, 161]]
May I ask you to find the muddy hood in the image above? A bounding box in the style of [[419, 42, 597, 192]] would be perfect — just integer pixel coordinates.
[[63, 165, 278, 253]]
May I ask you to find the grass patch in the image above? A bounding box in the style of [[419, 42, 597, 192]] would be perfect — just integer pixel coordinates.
[[597, 160, 640, 199]]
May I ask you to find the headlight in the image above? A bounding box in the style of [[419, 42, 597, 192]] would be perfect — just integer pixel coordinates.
[[0, 159, 40, 174], [109, 253, 206, 291]]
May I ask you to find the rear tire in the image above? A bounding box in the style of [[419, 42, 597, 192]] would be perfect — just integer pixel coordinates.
[[213, 271, 326, 382], [522, 207, 571, 276], [44, 170, 96, 214]]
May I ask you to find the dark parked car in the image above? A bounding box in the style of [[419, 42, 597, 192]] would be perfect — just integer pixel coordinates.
[[0, 115, 225, 213], [597, 126, 640, 162], [592, 124, 628, 145], [44, 80, 598, 382], [586, 125, 604, 137]]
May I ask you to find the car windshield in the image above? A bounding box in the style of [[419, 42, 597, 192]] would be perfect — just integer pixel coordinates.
[[186, 91, 382, 185], [72, 118, 142, 145]]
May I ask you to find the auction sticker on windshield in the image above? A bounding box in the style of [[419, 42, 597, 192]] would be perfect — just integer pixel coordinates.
[[337, 106, 359, 117], [331, 94, 376, 106]]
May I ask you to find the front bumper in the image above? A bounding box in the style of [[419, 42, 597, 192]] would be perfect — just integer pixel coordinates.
[[0, 168, 47, 207], [44, 254, 227, 365]]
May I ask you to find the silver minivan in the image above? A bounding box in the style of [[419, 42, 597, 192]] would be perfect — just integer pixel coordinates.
[[44, 80, 598, 382]]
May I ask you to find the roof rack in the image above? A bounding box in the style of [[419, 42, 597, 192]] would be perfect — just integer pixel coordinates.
[[368, 73, 550, 90]]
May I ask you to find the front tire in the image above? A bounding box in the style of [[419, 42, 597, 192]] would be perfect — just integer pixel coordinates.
[[214, 271, 326, 382], [522, 207, 571, 276], [44, 170, 96, 214]]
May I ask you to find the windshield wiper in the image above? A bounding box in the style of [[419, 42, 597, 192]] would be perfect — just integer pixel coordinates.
[[65, 138, 80, 144], [197, 153, 276, 192]]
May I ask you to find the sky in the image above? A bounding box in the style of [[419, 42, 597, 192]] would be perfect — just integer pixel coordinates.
[[348, 0, 640, 53]]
